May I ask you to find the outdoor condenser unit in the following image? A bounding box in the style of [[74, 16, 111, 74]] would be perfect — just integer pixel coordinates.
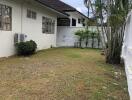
[[14, 33, 27, 44]]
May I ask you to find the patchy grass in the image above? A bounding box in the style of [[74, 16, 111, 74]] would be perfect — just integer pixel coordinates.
[[0, 48, 129, 100]]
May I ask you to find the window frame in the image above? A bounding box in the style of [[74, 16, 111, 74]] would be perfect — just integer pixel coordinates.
[[72, 18, 76, 26], [42, 16, 55, 34], [0, 4, 12, 31], [27, 9, 37, 20], [78, 18, 81, 24]]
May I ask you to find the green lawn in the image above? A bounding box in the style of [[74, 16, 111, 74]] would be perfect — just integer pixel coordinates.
[[0, 48, 129, 100]]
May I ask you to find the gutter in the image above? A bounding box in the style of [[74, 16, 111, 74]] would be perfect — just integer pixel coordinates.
[[21, 2, 24, 33]]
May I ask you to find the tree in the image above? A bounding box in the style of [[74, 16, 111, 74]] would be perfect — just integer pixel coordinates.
[[84, 0, 131, 64], [89, 31, 98, 48], [105, 0, 130, 64], [75, 30, 85, 48], [84, 29, 91, 47], [97, 32, 101, 48], [75, 29, 100, 48]]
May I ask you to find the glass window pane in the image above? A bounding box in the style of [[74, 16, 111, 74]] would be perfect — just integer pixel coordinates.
[[0, 4, 12, 31], [42, 17, 55, 34]]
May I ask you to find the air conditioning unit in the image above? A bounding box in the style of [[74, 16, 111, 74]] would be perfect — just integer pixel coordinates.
[[14, 33, 27, 44]]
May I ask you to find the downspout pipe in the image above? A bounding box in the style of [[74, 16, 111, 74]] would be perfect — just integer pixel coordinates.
[[21, 1, 24, 34]]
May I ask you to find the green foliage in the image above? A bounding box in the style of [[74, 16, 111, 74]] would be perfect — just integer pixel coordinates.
[[75, 30, 85, 38], [93, 0, 131, 64], [16, 40, 37, 56], [106, 0, 130, 64], [84, 30, 91, 47], [109, 2, 126, 29], [75, 30, 85, 48], [75, 29, 100, 48]]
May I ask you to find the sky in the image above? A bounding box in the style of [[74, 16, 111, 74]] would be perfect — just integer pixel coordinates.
[[60, 0, 88, 16]]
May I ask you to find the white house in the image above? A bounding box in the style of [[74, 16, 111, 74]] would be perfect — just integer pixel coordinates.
[[0, 0, 87, 57], [122, 10, 132, 100], [49, 0, 88, 47]]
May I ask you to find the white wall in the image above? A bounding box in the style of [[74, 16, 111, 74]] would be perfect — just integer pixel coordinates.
[[0, 0, 58, 57], [0, 0, 22, 57], [121, 10, 132, 100], [22, 1, 57, 50], [57, 26, 101, 48], [57, 26, 84, 47], [122, 11, 132, 61]]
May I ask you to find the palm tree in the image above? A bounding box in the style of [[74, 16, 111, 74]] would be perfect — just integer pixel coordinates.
[[86, 0, 131, 64], [84, 0, 90, 30], [84, 29, 91, 47], [84, 0, 106, 49], [75, 30, 85, 48], [105, 0, 130, 64]]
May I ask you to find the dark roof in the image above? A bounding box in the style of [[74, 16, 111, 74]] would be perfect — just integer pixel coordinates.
[[36, 0, 69, 16], [36, 0, 87, 18], [36, 0, 76, 11]]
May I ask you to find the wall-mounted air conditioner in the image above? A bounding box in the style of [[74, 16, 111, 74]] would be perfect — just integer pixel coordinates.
[[14, 33, 27, 44]]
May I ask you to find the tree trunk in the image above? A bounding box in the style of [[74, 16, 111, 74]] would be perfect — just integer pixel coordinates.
[[85, 36, 89, 47], [92, 34, 94, 48]]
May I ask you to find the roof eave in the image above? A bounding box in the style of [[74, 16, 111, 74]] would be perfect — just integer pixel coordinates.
[[64, 10, 88, 19], [76, 11, 88, 19], [35, 0, 69, 17]]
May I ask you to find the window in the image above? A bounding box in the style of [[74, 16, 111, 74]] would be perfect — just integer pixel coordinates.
[[82, 18, 85, 26], [42, 16, 55, 34], [83, 23, 86, 26], [57, 18, 70, 26], [27, 9, 36, 19], [0, 4, 12, 31], [72, 18, 76, 26], [32, 11, 36, 19], [78, 19, 81, 24]]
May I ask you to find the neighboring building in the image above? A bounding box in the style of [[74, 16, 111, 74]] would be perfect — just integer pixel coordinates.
[[57, 10, 87, 47], [40, 0, 87, 47], [0, 0, 87, 57], [122, 10, 132, 100]]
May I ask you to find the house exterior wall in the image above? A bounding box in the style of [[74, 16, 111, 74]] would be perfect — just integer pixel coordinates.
[[21, 1, 57, 50], [0, 0, 57, 57]]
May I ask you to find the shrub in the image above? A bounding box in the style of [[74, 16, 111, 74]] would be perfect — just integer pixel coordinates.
[[75, 29, 100, 48], [16, 40, 37, 56], [75, 30, 85, 48]]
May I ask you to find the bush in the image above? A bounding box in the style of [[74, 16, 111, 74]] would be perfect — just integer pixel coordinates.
[[16, 40, 37, 56]]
